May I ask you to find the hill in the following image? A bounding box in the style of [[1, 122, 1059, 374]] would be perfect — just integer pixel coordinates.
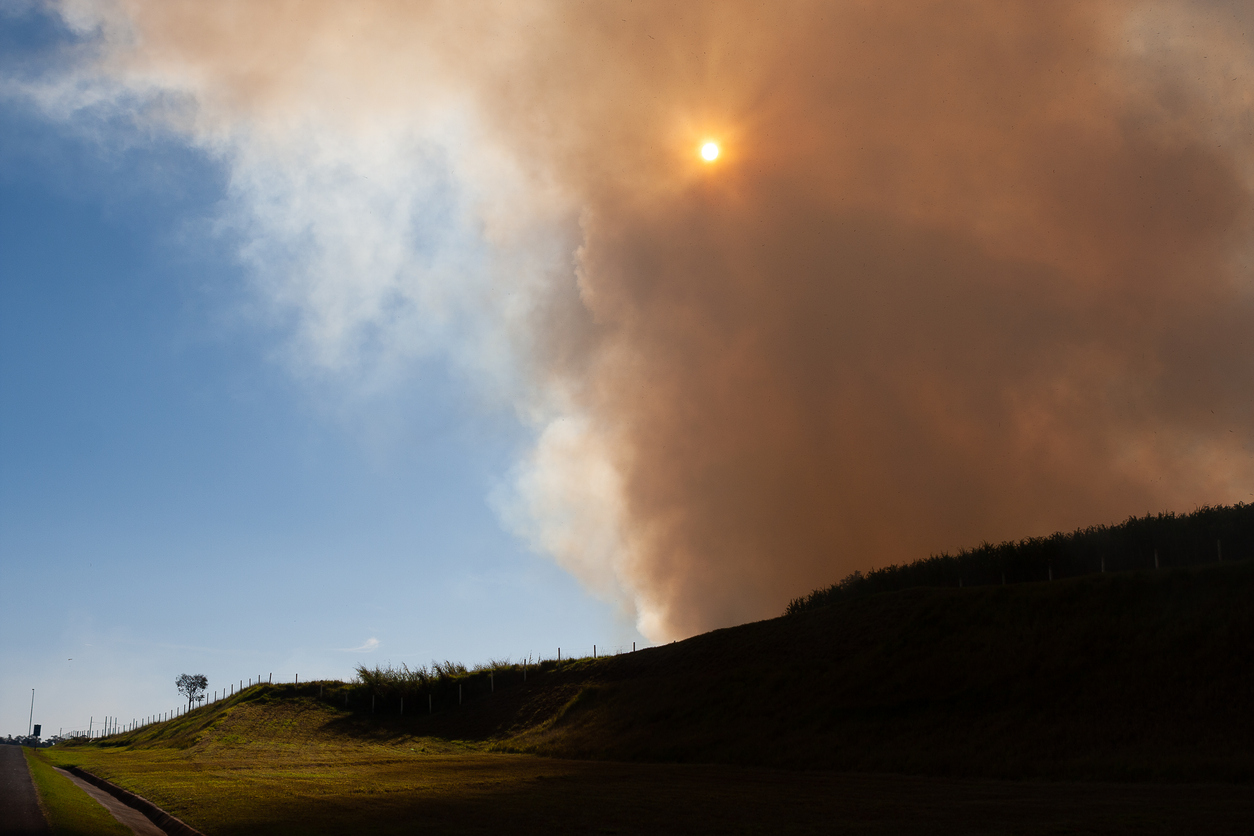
[[499, 559, 1254, 780], [74, 558, 1254, 782]]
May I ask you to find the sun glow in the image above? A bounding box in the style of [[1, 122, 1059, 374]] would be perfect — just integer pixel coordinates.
[[701, 142, 719, 161]]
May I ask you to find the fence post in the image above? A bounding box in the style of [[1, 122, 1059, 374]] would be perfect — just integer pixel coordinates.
[[594, 645, 597, 658], [633, 642, 636, 652]]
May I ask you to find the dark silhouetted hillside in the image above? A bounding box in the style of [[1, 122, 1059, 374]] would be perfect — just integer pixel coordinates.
[[78, 557, 1254, 782]]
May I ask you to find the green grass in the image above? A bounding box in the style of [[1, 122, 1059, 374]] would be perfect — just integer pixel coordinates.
[[42, 714, 1254, 835], [24, 747, 131, 836], [48, 559, 1254, 832]]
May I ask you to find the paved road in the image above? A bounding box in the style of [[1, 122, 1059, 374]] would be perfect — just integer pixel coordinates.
[[0, 746, 49, 836]]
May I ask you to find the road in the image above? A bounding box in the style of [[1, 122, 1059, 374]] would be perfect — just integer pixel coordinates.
[[0, 746, 49, 836]]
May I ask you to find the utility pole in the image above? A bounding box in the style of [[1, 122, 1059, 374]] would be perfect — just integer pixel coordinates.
[[28, 689, 34, 736]]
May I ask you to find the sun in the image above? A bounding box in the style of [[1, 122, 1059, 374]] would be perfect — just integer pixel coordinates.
[[701, 142, 719, 161]]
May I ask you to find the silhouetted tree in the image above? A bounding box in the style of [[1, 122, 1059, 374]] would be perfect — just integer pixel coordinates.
[[176, 673, 208, 710]]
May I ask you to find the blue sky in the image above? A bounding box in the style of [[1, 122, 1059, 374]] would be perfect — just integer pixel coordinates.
[[0, 4, 641, 739]]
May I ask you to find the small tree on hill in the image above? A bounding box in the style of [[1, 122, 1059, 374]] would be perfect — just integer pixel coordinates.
[[176, 673, 208, 710]]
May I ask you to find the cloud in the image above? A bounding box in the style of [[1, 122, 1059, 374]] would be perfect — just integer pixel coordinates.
[[341, 638, 380, 653]]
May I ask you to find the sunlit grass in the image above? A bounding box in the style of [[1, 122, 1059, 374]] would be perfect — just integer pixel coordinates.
[[44, 698, 621, 835], [40, 711, 1254, 835], [25, 747, 131, 836]]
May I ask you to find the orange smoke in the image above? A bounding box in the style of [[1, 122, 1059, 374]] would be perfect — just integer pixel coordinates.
[[502, 1, 1254, 637], [62, 1, 1254, 638]]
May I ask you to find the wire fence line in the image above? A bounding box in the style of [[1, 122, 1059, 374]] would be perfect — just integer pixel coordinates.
[[62, 673, 268, 740], [64, 643, 648, 740]]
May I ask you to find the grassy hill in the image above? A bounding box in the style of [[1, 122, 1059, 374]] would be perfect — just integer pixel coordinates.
[[71, 558, 1254, 783], [501, 560, 1254, 780]]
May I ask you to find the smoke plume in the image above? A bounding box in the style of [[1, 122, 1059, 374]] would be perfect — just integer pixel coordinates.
[[32, 0, 1254, 638]]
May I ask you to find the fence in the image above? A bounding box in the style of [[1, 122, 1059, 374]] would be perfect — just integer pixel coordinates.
[[66, 672, 292, 740], [66, 644, 649, 741]]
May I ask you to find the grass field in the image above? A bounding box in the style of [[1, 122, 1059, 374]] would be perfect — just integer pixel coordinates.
[[43, 700, 1254, 835], [49, 560, 1254, 833], [24, 747, 131, 836]]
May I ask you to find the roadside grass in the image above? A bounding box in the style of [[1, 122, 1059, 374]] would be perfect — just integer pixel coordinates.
[[24, 747, 131, 836], [47, 698, 494, 833], [41, 728, 1254, 835]]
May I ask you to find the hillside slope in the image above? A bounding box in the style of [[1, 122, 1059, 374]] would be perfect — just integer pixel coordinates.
[[496, 560, 1254, 779], [75, 561, 1254, 782]]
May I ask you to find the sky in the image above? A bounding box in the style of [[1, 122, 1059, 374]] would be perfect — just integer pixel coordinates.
[[3, 1, 1254, 737], [0, 2, 636, 738]]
